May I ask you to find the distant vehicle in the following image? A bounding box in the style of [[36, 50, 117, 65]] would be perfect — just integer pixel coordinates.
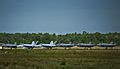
[[77, 42, 95, 49], [97, 42, 116, 49], [41, 41, 57, 49], [2, 42, 17, 49], [22, 41, 38, 49]]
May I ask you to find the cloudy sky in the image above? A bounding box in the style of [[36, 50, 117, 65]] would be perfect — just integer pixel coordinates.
[[0, 0, 120, 34]]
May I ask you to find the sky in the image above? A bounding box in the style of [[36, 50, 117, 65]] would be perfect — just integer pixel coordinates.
[[0, 0, 120, 34]]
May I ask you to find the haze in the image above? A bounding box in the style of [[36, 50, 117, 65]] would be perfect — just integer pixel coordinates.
[[0, 0, 120, 34]]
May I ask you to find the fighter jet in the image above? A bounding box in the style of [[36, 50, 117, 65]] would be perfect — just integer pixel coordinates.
[[57, 43, 74, 47], [41, 41, 57, 49], [2, 42, 17, 49], [77, 42, 95, 49], [22, 41, 38, 49], [57, 43, 75, 49], [97, 42, 116, 49]]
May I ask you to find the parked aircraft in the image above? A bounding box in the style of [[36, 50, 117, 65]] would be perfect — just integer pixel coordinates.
[[2, 42, 17, 49], [77, 42, 95, 49], [97, 42, 116, 49], [57, 43, 74, 47], [22, 41, 38, 49], [57, 43, 75, 49], [41, 41, 57, 48]]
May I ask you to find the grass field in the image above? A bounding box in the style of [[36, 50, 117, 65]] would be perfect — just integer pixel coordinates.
[[0, 49, 120, 69]]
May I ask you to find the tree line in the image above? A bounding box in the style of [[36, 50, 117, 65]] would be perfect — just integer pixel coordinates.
[[0, 31, 120, 45]]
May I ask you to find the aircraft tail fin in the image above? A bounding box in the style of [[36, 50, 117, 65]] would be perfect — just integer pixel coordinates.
[[110, 42, 113, 44], [50, 41, 54, 45], [14, 42, 17, 45], [54, 41, 57, 45], [31, 41, 36, 45], [36, 41, 38, 45]]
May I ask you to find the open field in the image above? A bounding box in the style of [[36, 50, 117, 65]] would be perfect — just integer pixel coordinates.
[[0, 49, 120, 69]]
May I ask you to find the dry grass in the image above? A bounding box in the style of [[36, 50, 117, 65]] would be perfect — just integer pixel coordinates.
[[0, 49, 120, 69]]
